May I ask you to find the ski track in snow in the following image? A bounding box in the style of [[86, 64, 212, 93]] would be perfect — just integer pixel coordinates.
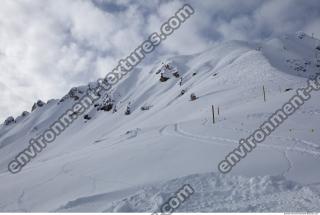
[[161, 122, 320, 158], [223, 124, 320, 155], [157, 120, 320, 179], [13, 118, 317, 212]]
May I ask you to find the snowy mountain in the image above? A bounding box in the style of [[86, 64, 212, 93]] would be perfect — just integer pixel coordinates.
[[1, 32, 320, 212]]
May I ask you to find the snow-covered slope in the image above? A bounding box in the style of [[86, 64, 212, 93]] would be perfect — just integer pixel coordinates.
[[56, 173, 320, 212], [1, 33, 320, 212]]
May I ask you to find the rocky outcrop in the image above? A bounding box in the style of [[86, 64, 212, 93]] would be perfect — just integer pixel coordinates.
[[32, 100, 45, 112], [68, 87, 83, 101], [190, 93, 197, 101], [141, 104, 152, 111], [96, 94, 115, 112], [160, 74, 170, 82], [158, 62, 180, 82], [4, 116, 15, 126], [84, 114, 91, 120], [100, 103, 113, 112], [22, 111, 29, 117], [125, 102, 131, 115], [60, 87, 85, 103]]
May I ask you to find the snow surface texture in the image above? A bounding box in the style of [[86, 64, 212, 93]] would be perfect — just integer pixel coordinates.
[[1, 33, 320, 212]]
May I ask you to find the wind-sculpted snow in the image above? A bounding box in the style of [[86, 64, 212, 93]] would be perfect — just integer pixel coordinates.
[[56, 172, 320, 212], [0, 33, 320, 212]]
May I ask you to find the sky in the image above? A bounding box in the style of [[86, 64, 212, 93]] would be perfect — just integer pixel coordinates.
[[0, 0, 320, 122]]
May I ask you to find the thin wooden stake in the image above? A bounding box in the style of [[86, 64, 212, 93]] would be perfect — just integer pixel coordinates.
[[212, 105, 215, 124], [263, 85, 266, 102], [218, 106, 220, 115]]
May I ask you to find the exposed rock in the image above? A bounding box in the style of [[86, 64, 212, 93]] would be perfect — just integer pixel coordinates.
[[158, 62, 180, 82], [190, 93, 197, 101], [22, 111, 29, 117], [113, 105, 118, 113], [68, 87, 82, 101], [4, 116, 15, 126], [31, 126, 38, 132], [97, 95, 115, 112], [84, 114, 91, 120], [37, 100, 45, 107], [125, 102, 131, 115], [32, 100, 45, 111], [160, 74, 170, 82], [141, 104, 152, 111], [60, 87, 84, 103], [173, 72, 180, 78], [180, 89, 186, 96], [100, 104, 113, 112]]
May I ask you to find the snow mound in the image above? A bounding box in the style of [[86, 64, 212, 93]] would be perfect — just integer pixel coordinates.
[[57, 172, 320, 212]]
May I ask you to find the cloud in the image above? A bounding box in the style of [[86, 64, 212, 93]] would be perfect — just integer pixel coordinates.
[[0, 0, 319, 121]]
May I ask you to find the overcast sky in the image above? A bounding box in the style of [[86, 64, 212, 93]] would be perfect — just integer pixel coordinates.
[[0, 0, 320, 121]]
